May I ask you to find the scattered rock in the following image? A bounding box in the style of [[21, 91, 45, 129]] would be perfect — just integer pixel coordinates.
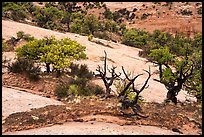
[[73, 119, 84, 122], [172, 128, 183, 134], [31, 115, 39, 121], [90, 118, 96, 121], [66, 107, 72, 110], [46, 95, 51, 98]]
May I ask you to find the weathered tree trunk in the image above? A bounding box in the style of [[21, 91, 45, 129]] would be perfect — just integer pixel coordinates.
[[166, 86, 181, 104], [46, 63, 51, 73], [153, 50, 196, 104], [67, 21, 70, 32], [56, 70, 61, 78], [105, 87, 111, 97], [95, 50, 121, 97], [166, 90, 177, 104]]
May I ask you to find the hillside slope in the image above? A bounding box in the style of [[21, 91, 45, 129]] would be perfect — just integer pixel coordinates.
[[2, 19, 196, 103], [105, 2, 202, 36]]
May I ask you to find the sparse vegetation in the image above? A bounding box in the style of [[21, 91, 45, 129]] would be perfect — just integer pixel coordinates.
[[16, 31, 35, 41], [2, 2, 29, 21], [2, 2, 202, 134], [2, 38, 8, 52], [15, 36, 87, 77], [88, 34, 93, 41], [148, 46, 198, 104], [7, 57, 41, 81], [180, 8, 193, 16], [118, 66, 151, 117], [55, 63, 103, 98], [122, 28, 149, 48], [197, 7, 202, 15], [141, 13, 151, 20]]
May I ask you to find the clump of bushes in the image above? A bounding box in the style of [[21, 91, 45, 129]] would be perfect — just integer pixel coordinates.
[[54, 63, 103, 98], [122, 28, 149, 48], [2, 2, 28, 21], [68, 63, 94, 80], [7, 57, 41, 81], [69, 77, 103, 96], [16, 31, 35, 41], [197, 7, 202, 15], [93, 31, 111, 41], [54, 77, 103, 98], [3, 31, 35, 52], [180, 8, 192, 16], [114, 76, 144, 104], [54, 82, 69, 98], [141, 13, 151, 20]]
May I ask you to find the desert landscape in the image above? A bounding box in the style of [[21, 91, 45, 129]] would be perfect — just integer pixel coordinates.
[[2, 2, 202, 135]]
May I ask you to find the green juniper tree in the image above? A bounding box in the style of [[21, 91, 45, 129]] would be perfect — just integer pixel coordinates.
[[15, 36, 86, 77], [148, 46, 198, 104]]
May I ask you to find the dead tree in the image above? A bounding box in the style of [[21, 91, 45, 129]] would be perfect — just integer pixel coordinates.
[[118, 66, 151, 118], [95, 51, 121, 97]]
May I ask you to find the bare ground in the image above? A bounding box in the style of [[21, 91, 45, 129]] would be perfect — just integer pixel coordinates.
[[105, 2, 202, 37]]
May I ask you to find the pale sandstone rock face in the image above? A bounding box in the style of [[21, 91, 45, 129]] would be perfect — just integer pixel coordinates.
[[2, 20, 196, 103], [2, 19, 198, 135], [3, 121, 180, 135], [2, 87, 64, 120]]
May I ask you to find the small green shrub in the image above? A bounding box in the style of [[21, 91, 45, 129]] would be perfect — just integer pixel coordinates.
[[114, 79, 144, 104], [88, 34, 93, 41], [23, 34, 35, 41], [68, 84, 80, 95], [54, 83, 69, 98], [180, 9, 192, 16], [83, 83, 104, 96], [69, 63, 93, 80], [2, 38, 8, 52], [16, 31, 35, 41], [7, 57, 40, 81], [54, 63, 104, 97], [197, 7, 202, 15], [103, 8, 113, 19], [64, 79, 104, 97], [16, 31, 25, 40], [68, 76, 103, 96], [114, 79, 131, 95], [141, 13, 151, 20], [93, 31, 110, 40]]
